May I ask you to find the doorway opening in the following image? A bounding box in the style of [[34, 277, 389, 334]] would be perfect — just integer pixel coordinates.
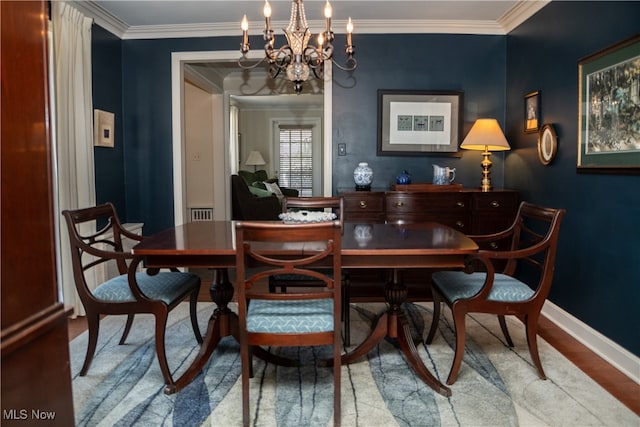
[[171, 50, 333, 225]]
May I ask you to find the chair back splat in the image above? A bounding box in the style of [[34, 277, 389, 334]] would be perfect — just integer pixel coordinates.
[[235, 220, 342, 427], [62, 203, 202, 392], [271, 196, 353, 345], [427, 201, 566, 385]]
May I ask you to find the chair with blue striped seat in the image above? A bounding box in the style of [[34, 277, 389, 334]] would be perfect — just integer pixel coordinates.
[[268, 196, 353, 345], [426, 202, 566, 385], [62, 203, 202, 389], [235, 220, 342, 427]]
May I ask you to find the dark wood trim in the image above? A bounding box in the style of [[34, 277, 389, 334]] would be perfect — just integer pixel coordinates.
[[1, 304, 72, 355]]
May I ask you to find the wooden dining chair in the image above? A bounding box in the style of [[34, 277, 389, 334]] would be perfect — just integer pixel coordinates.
[[62, 203, 202, 388], [426, 202, 566, 385], [269, 196, 353, 345], [235, 220, 342, 427]]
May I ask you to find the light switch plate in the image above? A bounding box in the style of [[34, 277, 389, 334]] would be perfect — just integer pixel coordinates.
[[338, 143, 346, 156]]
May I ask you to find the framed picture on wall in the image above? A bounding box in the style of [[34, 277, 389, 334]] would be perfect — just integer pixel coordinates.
[[377, 90, 463, 156], [577, 34, 640, 173], [94, 109, 115, 147], [524, 91, 540, 133]]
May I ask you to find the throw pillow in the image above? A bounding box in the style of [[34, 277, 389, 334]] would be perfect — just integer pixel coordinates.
[[263, 182, 285, 202], [251, 181, 267, 190], [248, 185, 273, 198]]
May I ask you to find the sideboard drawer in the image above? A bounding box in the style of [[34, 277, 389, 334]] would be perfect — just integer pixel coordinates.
[[341, 191, 385, 222], [472, 191, 519, 212], [471, 191, 519, 235], [385, 212, 471, 232], [384, 192, 471, 232], [385, 192, 470, 214]]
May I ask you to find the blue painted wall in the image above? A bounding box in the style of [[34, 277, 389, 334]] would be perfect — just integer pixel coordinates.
[[93, 1, 639, 356], [331, 34, 507, 193], [120, 36, 238, 232], [505, 2, 640, 356], [92, 25, 126, 216]]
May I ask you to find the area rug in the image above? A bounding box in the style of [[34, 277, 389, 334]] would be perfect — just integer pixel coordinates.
[[70, 302, 637, 426]]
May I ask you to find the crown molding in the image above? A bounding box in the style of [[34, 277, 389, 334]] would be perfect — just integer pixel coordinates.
[[122, 23, 240, 40], [355, 19, 507, 35], [74, 1, 549, 40], [499, 0, 550, 34], [71, 1, 128, 38], [121, 19, 509, 40]]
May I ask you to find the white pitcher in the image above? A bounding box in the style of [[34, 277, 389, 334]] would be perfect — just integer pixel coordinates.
[[432, 164, 456, 185]]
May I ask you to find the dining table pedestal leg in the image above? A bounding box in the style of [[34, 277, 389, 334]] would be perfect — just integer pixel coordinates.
[[164, 268, 239, 394], [342, 270, 452, 397]]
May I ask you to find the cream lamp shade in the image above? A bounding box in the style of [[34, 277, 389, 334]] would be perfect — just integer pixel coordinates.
[[460, 119, 511, 151], [245, 150, 266, 171], [461, 119, 510, 192]]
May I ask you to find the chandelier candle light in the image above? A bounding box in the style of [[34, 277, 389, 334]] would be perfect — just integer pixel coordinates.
[[239, 0, 356, 94], [460, 119, 511, 192]]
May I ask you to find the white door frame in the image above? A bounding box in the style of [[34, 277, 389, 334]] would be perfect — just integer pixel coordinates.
[[171, 51, 332, 225]]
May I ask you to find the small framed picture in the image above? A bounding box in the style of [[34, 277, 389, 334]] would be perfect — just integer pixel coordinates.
[[524, 91, 540, 133], [94, 109, 115, 147]]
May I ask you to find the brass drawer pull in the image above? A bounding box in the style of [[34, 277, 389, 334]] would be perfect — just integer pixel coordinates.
[[455, 221, 465, 228], [395, 202, 405, 208], [359, 201, 368, 209], [490, 200, 500, 208], [456, 201, 465, 208]]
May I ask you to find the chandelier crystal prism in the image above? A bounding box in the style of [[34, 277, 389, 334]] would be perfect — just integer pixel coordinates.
[[239, 0, 357, 94]]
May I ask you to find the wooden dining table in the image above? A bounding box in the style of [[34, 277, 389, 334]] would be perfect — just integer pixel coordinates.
[[132, 220, 478, 397]]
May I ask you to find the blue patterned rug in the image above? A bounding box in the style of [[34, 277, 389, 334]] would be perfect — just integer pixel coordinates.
[[70, 302, 636, 426]]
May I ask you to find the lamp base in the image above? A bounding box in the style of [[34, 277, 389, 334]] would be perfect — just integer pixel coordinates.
[[480, 181, 492, 192], [480, 148, 493, 192]]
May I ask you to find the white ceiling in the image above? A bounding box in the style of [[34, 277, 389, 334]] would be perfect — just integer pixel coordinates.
[[73, 1, 550, 40]]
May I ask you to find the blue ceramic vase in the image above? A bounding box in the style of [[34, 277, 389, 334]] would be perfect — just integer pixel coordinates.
[[396, 170, 412, 185]]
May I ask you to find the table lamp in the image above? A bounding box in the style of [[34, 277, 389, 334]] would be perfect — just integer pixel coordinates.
[[460, 119, 511, 192], [245, 150, 266, 171]]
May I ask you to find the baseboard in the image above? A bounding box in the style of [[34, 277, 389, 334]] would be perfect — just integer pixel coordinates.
[[542, 300, 640, 384]]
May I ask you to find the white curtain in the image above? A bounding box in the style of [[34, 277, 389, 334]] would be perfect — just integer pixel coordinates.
[[229, 105, 240, 174], [52, 2, 96, 317]]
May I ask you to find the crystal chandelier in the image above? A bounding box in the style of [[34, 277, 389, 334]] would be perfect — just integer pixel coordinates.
[[239, 0, 357, 94]]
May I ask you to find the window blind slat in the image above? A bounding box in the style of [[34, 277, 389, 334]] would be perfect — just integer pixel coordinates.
[[278, 126, 314, 195]]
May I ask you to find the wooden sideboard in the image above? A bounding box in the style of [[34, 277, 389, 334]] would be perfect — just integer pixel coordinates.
[[338, 188, 519, 301]]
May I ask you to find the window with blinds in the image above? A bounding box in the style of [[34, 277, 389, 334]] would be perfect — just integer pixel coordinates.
[[278, 125, 314, 197]]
